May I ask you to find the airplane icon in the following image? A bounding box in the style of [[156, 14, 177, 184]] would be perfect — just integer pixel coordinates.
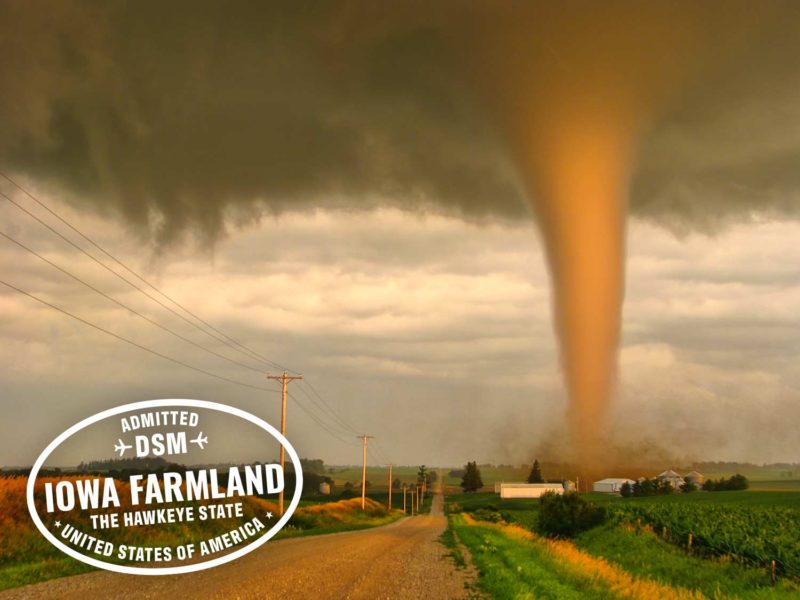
[[114, 439, 132, 457], [190, 432, 209, 450]]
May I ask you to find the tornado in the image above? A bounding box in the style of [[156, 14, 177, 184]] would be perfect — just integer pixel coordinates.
[[454, 2, 769, 472]]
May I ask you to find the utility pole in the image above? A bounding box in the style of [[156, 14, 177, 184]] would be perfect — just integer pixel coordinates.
[[411, 485, 415, 515], [267, 371, 302, 516], [387, 464, 394, 511], [403, 484, 407, 513], [357, 434, 374, 510]]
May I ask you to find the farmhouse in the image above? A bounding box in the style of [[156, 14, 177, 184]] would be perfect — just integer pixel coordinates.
[[499, 483, 563, 498], [592, 478, 635, 494]]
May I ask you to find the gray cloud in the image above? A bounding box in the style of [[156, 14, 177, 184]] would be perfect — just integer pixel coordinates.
[[1, 201, 798, 465], [2, 1, 800, 245]]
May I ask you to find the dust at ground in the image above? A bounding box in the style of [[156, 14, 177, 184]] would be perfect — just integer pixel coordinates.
[[1, 492, 475, 600]]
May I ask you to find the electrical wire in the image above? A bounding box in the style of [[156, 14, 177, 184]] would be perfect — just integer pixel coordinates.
[[0, 230, 268, 374], [0, 176, 373, 448], [0, 187, 282, 372], [0, 172, 298, 374], [0, 277, 280, 393]]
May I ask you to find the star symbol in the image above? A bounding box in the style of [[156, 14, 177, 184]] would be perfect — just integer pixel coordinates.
[[54, 521, 61, 528], [265, 512, 273, 520]]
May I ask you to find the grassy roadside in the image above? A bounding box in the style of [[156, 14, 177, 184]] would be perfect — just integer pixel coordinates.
[[575, 523, 800, 599], [445, 492, 800, 599], [450, 513, 701, 599]]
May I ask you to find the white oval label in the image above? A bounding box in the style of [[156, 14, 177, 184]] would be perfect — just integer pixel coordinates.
[[27, 399, 303, 575]]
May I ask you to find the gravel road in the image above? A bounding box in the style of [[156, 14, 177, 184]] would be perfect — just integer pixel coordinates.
[[2, 492, 474, 600]]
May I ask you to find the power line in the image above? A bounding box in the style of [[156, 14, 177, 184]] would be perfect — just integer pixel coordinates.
[[0, 187, 283, 372], [0, 230, 268, 374], [3, 222, 366, 443], [293, 384, 358, 437], [300, 380, 361, 435], [0, 172, 297, 374], [0, 277, 279, 394], [288, 391, 359, 446], [0, 178, 368, 446]]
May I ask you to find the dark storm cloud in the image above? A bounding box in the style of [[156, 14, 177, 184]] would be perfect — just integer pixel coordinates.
[[1, 0, 799, 243], [0, 0, 521, 245]]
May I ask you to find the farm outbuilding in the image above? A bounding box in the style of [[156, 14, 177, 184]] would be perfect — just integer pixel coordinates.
[[592, 478, 635, 494], [684, 471, 705, 486], [500, 483, 563, 498], [657, 470, 685, 489]]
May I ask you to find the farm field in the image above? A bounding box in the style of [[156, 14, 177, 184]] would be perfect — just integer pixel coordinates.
[[445, 490, 800, 599]]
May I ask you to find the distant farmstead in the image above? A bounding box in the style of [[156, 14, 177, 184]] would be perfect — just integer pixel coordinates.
[[499, 483, 564, 498], [684, 471, 706, 486], [592, 478, 635, 494], [656, 470, 685, 488]]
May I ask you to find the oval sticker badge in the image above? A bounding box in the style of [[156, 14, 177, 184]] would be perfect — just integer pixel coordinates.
[[27, 399, 303, 575]]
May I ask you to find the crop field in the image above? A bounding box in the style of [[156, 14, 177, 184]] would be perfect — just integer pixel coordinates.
[[445, 490, 800, 599], [611, 501, 800, 578]]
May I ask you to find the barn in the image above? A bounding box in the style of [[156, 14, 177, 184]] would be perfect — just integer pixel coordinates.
[[592, 478, 635, 494], [499, 483, 564, 498]]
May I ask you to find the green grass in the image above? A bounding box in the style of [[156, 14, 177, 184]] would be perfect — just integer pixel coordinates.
[[576, 523, 800, 599], [451, 514, 615, 599], [277, 511, 404, 539], [445, 489, 800, 598], [325, 465, 426, 488], [438, 526, 467, 568], [749, 481, 800, 492], [446, 492, 540, 530], [0, 559, 93, 592], [300, 490, 407, 507]]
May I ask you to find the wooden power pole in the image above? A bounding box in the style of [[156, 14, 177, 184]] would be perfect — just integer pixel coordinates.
[[387, 464, 394, 510], [267, 371, 302, 516], [402, 484, 407, 513], [357, 434, 374, 510]]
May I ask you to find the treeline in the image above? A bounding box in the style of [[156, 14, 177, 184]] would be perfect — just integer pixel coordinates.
[[621, 474, 749, 497], [703, 474, 749, 491], [621, 478, 680, 497], [78, 457, 174, 471]]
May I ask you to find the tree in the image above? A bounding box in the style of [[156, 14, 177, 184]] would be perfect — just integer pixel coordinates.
[[417, 465, 428, 486], [620, 481, 633, 498], [704, 474, 749, 492], [680, 481, 697, 493], [538, 492, 606, 538], [527, 459, 545, 483], [729, 474, 749, 490], [460, 461, 484, 493]]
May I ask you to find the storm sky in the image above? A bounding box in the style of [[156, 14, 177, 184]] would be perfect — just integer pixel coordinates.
[[1, 1, 799, 468]]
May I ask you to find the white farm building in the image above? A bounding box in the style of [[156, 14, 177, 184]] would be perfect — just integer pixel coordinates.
[[500, 483, 564, 498], [592, 478, 635, 494]]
